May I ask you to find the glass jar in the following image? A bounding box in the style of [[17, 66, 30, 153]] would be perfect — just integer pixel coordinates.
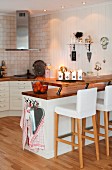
[[45, 64, 51, 78]]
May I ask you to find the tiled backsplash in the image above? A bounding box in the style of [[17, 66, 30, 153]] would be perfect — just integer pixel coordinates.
[[0, 50, 29, 75], [29, 15, 50, 74], [0, 14, 50, 76], [0, 15, 16, 49]]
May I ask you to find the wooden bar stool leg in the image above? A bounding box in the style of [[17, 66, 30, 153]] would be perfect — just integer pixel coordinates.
[[71, 118, 75, 151], [104, 111, 109, 156], [92, 115, 99, 161], [108, 112, 110, 124], [97, 110, 100, 141], [77, 119, 83, 169], [82, 118, 86, 146], [54, 112, 59, 158]]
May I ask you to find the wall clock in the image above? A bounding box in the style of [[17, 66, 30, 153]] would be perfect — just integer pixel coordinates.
[[100, 37, 109, 49]]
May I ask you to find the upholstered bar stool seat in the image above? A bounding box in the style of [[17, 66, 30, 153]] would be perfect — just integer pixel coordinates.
[[97, 85, 112, 156], [55, 103, 77, 118], [54, 88, 99, 169]]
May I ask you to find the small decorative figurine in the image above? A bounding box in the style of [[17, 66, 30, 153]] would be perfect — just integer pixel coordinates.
[[94, 62, 102, 77], [85, 35, 93, 44]]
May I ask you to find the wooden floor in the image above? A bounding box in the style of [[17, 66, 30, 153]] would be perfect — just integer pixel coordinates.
[[0, 117, 112, 170]]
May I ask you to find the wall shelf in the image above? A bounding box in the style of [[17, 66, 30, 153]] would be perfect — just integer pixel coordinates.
[[68, 43, 92, 51]]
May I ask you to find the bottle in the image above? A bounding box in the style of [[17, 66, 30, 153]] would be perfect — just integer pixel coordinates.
[[1, 60, 5, 66], [45, 64, 50, 78], [1, 60, 7, 77]]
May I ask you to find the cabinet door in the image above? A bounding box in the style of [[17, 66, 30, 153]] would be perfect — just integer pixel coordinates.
[[0, 97, 9, 111], [10, 81, 32, 110], [0, 81, 9, 112]]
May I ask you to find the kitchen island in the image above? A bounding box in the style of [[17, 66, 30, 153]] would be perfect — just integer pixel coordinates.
[[21, 76, 107, 159], [21, 74, 112, 159], [22, 88, 78, 159]]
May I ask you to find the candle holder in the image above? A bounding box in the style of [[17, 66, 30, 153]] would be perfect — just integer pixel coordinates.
[[65, 71, 70, 80], [77, 69, 82, 80], [58, 71, 63, 80], [59, 66, 67, 79], [72, 71, 76, 80]]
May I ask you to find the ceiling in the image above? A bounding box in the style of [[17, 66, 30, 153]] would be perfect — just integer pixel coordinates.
[[0, 0, 111, 16]]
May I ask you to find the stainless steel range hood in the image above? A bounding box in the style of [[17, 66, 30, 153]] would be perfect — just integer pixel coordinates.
[[16, 10, 30, 50], [6, 10, 40, 51]]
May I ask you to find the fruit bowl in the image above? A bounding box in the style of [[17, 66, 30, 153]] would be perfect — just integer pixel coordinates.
[[32, 81, 48, 94]]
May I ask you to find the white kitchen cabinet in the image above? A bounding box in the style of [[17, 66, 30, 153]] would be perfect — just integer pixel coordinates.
[[0, 81, 9, 112], [10, 81, 32, 110]]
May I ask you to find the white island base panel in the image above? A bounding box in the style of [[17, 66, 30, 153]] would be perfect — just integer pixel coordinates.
[[22, 94, 112, 159]]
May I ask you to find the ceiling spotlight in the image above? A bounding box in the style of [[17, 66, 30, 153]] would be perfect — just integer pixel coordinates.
[[82, 2, 86, 5], [43, 9, 47, 12], [61, 6, 64, 9]]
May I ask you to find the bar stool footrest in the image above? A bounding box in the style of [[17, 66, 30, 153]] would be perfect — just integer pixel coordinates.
[[56, 138, 78, 147], [82, 135, 95, 141]]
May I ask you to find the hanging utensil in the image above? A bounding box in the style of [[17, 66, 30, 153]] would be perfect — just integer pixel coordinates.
[[71, 44, 76, 61], [87, 51, 92, 62], [87, 44, 92, 62]]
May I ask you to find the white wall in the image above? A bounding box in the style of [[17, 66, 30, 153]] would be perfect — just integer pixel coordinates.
[[49, 3, 112, 77]]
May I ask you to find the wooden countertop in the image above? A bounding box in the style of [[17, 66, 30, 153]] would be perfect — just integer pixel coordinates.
[[0, 74, 111, 99], [0, 74, 112, 84], [39, 74, 112, 87], [9, 76, 35, 81], [83, 74, 112, 83], [0, 77, 10, 81], [22, 83, 105, 100]]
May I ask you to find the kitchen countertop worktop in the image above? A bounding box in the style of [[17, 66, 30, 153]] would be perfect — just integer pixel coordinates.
[[9, 77, 35, 81], [0, 76, 35, 81], [0, 74, 112, 83], [22, 74, 112, 99], [0, 77, 10, 81], [0, 74, 112, 98], [22, 83, 105, 100], [39, 74, 112, 87]]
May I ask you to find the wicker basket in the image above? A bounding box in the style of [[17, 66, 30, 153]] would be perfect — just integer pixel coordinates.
[[32, 81, 48, 94]]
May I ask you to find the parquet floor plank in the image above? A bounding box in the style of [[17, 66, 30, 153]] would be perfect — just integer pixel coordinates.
[[0, 116, 112, 170]]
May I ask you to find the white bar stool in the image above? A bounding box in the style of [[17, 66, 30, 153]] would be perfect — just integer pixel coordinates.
[[97, 85, 112, 156], [54, 88, 99, 169]]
